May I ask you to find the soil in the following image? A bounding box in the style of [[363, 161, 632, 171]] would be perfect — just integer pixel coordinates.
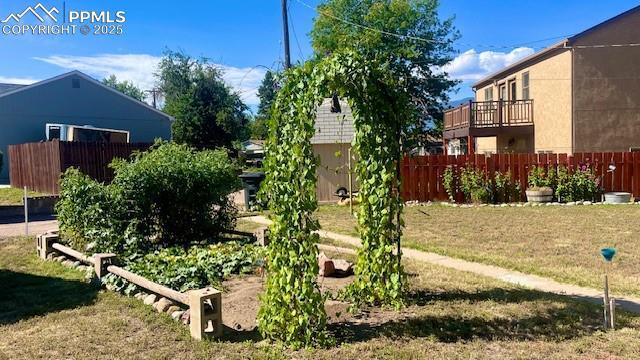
[[221, 274, 406, 333]]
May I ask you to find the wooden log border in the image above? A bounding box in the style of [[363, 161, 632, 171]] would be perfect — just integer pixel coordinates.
[[36, 232, 222, 340]]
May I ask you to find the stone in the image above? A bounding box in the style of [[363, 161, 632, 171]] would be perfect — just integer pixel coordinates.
[[54, 255, 66, 262], [318, 252, 335, 277], [143, 294, 158, 305], [171, 310, 185, 321], [62, 260, 74, 267], [566, 202, 576, 206], [154, 297, 174, 313], [134, 292, 148, 300], [72, 261, 81, 267], [166, 305, 181, 314], [500, 203, 508, 207], [181, 310, 191, 325], [46, 253, 56, 260], [333, 259, 354, 276], [584, 201, 592, 205]]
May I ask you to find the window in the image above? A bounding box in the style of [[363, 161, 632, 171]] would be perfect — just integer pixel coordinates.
[[522, 72, 530, 100], [484, 87, 493, 101], [509, 80, 517, 101]]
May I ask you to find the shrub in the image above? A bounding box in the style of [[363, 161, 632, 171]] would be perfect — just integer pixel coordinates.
[[442, 166, 456, 202], [56, 142, 241, 259], [555, 165, 599, 202], [493, 170, 521, 203], [459, 166, 490, 203]]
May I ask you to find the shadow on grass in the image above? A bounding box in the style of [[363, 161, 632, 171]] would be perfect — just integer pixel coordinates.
[[329, 288, 637, 344], [0, 269, 98, 325]]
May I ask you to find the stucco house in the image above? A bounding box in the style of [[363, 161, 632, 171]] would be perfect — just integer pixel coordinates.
[[0, 70, 173, 183], [444, 5, 640, 155]]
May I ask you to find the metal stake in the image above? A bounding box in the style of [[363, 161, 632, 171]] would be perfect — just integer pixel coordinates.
[[24, 186, 29, 236]]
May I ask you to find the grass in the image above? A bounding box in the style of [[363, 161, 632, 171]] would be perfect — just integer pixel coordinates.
[[316, 204, 640, 299], [4, 234, 640, 358], [0, 187, 46, 205]]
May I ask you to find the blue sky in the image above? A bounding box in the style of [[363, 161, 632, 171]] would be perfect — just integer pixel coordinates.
[[0, 0, 638, 109]]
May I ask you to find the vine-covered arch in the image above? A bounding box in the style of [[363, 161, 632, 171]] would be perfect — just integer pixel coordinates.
[[259, 51, 415, 347]]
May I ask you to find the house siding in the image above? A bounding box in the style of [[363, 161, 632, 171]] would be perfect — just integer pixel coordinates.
[[0, 73, 172, 183], [311, 99, 354, 145], [474, 49, 572, 153], [572, 9, 640, 152]]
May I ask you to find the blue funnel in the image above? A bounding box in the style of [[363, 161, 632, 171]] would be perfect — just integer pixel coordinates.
[[601, 247, 616, 262]]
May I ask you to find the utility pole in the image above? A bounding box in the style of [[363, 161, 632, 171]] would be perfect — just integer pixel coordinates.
[[281, 0, 291, 69], [145, 88, 162, 109]]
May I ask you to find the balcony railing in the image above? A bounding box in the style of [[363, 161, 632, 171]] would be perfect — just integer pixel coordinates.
[[444, 99, 534, 131]]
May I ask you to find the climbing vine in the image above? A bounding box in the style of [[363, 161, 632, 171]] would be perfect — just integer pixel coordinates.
[[258, 51, 414, 347]]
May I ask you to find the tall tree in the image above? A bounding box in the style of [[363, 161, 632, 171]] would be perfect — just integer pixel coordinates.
[[311, 0, 459, 139], [250, 71, 279, 139], [102, 75, 145, 101], [158, 51, 249, 150]]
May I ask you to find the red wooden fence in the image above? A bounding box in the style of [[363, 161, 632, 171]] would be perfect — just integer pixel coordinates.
[[400, 152, 640, 202], [9, 140, 151, 194]]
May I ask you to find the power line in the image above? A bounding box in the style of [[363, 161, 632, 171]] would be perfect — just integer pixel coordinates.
[[288, 0, 306, 61], [294, 0, 576, 50]]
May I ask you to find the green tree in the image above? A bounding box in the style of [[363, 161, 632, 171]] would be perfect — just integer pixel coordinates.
[[250, 71, 279, 139], [158, 51, 250, 150], [102, 75, 145, 101], [310, 0, 459, 138]]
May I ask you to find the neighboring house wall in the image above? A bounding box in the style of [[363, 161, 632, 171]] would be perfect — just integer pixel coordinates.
[[312, 99, 356, 202], [572, 10, 640, 152], [0, 72, 172, 183], [474, 49, 572, 154]]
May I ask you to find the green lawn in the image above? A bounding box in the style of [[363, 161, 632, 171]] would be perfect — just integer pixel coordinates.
[[3, 235, 640, 358], [0, 187, 46, 205], [316, 204, 640, 298]]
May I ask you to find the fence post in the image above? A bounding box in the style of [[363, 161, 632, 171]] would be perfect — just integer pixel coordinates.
[[37, 233, 58, 259], [254, 227, 270, 247], [94, 253, 117, 279], [188, 287, 223, 340]]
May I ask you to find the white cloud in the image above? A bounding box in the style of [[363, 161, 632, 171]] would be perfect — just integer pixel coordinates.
[[33, 54, 265, 106], [0, 76, 39, 85], [442, 47, 535, 82]]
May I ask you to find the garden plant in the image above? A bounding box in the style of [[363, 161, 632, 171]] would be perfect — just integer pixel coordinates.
[[259, 50, 413, 347]]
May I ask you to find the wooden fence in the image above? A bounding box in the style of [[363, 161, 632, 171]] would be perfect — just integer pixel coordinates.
[[400, 152, 640, 202], [9, 140, 151, 194]]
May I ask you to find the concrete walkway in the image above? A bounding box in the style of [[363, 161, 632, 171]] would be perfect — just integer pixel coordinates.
[[242, 215, 640, 313], [0, 218, 58, 237]]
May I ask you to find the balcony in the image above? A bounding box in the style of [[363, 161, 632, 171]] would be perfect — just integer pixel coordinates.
[[443, 99, 534, 139]]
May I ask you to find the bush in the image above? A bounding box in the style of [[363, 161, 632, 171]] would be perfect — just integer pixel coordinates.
[[555, 165, 599, 202], [442, 166, 456, 202], [493, 171, 521, 203], [459, 166, 490, 203], [527, 165, 555, 189], [56, 142, 241, 259]]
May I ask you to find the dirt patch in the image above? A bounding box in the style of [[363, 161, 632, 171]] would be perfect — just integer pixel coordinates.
[[221, 274, 382, 331]]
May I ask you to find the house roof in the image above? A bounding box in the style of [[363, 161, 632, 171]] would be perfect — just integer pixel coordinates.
[[0, 83, 26, 95], [472, 5, 640, 89], [0, 70, 173, 121]]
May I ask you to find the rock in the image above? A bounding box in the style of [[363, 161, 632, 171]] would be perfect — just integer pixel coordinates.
[[62, 260, 74, 267], [181, 310, 191, 325], [166, 305, 181, 314], [134, 292, 148, 300], [584, 201, 592, 205], [55, 255, 66, 262], [318, 252, 335, 277], [566, 201, 576, 206], [171, 310, 185, 321], [72, 261, 81, 267], [105, 284, 116, 291], [46, 253, 55, 260], [516, 204, 523, 207], [333, 259, 354, 276], [143, 294, 158, 305], [154, 297, 174, 313], [500, 203, 508, 207]]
